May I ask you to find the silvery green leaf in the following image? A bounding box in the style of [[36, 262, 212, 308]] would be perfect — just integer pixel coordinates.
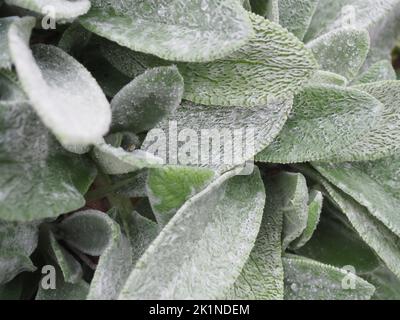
[[278, 0, 319, 40], [93, 142, 163, 175], [179, 12, 317, 106], [5, 0, 90, 20], [0, 252, 36, 285], [241, 0, 252, 11], [264, 0, 279, 22], [112, 171, 148, 198], [36, 272, 89, 300], [314, 163, 400, 240], [8, 18, 111, 149], [308, 70, 348, 86], [256, 85, 382, 164], [119, 167, 265, 300], [0, 219, 39, 284], [323, 81, 400, 161], [296, 198, 380, 273], [120, 211, 159, 264], [87, 213, 133, 300], [283, 255, 375, 300], [57, 210, 116, 256], [317, 178, 400, 279], [281, 173, 309, 251], [147, 166, 215, 226], [228, 173, 299, 300], [306, 28, 370, 80], [111, 66, 184, 134], [0, 102, 97, 221], [305, 0, 400, 66], [352, 60, 396, 85], [291, 190, 323, 250], [47, 230, 82, 284], [142, 97, 293, 173], [80, 0, 253, 63]]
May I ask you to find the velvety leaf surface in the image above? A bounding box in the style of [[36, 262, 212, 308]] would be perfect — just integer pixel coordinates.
[[308, 71, 348, 86], [306, 28, 370, 80], [9, 19, 111, 149], [278, 0, 319, 40], [291, 190, 323, 250], [0, 17, 20, 69], [283, 255, 375, 300], [0, 102, 96, 222], [142, 97, 293, 172], [257, 85, 382, 163], [352, 60, 396, 85], [119, 167, 265, 299], [179, 12, 317, 106], [147, 166, 215, 226], [111, 66, 184, 134], [80, 0, 253, 63]]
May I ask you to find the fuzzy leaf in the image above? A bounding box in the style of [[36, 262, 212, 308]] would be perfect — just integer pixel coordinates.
[[228, 173, 298, 300], [278, 0, 319, 40], [87, 213, 132, 300], [281, 173, 309, 250], [306, 28, 370, 80], [36, 273, 89, 300], [80, 0, 253, 63], [147, 166, 215, 226], [92, 142, 163, 175], [119, 167, 265, 300], [257, 85, 382, 163], [8, 18, 111, 149], [6, 0, 90, 20], [0, 253, 36, 285], [111, 66, 184, 134], [314, 163, 400, 240], [0, 102, 96, 222], [179, 12, 317, 106], [283, 255, 375, 300], [291, 190, 323, 250], [0, 17, 20, 69], [316, 177, 400, 279], [142, 97, 293, 172], [352, 60, 396, 85]]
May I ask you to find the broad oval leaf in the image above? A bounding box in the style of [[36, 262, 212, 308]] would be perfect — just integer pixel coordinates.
[[119, 167, 265, 300], [306, 28, 370, 80], [8, 18, 111, 149], [79, 0, 253, 63], [179, 12, 317, 106], [257, 85, 383, 164], [352, 60, 396, 85], [111, 66, 184, 134], [0, 102, 97, 221]]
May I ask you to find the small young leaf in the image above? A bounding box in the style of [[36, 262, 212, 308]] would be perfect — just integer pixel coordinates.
[[283, 255, 375, 300], [278, 0, 319, 40], [308, 70, 348, 86], [80, 0, 253, 63], [257, 85, 382, 163], [8, 18, 111, 149], [280, 173, 309, 251], [111, 66, 184, 134], [306, 28, 370, 80], [57, 210, 115, 256], [291, 190, 323, 250], [179, 12, 317, 106], [147, 166, 215, 226], [92, 142, 163, 175], [6, 0, 90, 20], [119, 167, 265, 300]]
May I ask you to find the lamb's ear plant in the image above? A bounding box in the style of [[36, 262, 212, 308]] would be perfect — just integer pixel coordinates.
[[2, 0, 400, 301]]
